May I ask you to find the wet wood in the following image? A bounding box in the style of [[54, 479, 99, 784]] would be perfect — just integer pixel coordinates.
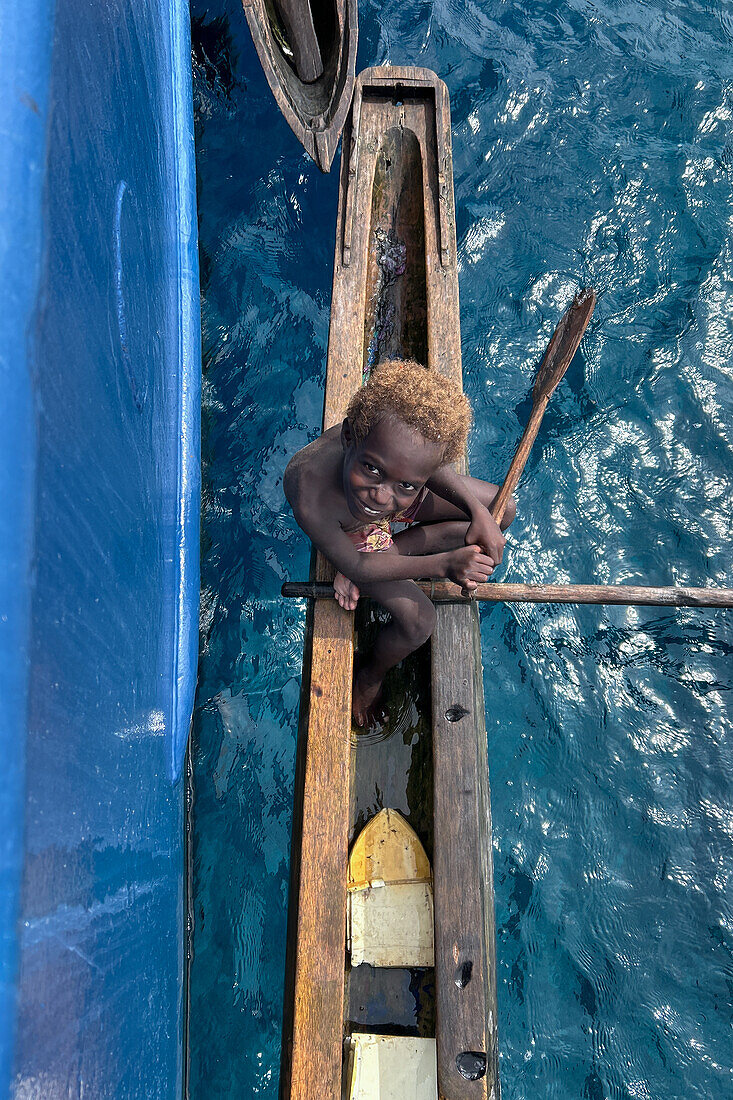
[[419, 75, 500, 1099], [281, 580, 733, 608], [491, 288, 596, 524], [432, 604, 499, 1098], [241, 0, 357, 171], [280, 591, 354, 1100], [272, 0, 323, 83]]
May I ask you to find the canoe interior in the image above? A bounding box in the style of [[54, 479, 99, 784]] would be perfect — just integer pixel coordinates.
[[345, 73, 499, 1098], [346, 618, 434, 1039], [346, 91, 437, 1042], [263, 0, 338, 108], [361, 119, 428, 376]]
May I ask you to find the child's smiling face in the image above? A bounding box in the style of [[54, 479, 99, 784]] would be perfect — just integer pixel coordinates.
[[341, 415, 444, 522]]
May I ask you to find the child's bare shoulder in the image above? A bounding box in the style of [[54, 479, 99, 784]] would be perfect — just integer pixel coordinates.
[[284, 426, 341, 513]]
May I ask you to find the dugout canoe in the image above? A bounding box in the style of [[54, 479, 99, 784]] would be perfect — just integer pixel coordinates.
[[280, 68, 500, 1100], [241, 0, 357, 171]]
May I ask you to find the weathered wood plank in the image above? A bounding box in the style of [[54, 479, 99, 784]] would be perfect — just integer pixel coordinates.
[[281, 598, 353, 1100], [432, 605, 499, 1100], [272, 0, 323, 84], [422, 74, 501, 1100]]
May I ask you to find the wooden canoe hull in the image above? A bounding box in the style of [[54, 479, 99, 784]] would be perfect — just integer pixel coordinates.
[[280, 67, 500, 1100], [241, 0, 357, 171]]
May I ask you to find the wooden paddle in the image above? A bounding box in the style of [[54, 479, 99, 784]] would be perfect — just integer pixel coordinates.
[[459, 287, 596, 596], [491, 286, 597, 526]]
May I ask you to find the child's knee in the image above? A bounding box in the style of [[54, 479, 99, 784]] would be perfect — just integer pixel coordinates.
[[400, 594, 436, 649], [414, 595, 437, 647], [478, 480, 516, 527], [500, 494, 517, 529]]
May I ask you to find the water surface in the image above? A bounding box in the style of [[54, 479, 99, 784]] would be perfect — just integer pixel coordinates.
[[189, 2, 733, 1096]]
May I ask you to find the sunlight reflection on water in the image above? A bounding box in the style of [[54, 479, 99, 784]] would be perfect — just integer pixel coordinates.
[[189, 1, 733, 1096]]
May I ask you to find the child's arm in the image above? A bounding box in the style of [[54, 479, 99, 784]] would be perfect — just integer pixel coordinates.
[[292, 501, 493, 591], [426, 465, 506, 563]]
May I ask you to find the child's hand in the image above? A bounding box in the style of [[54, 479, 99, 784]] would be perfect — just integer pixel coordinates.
[[466, 507, 506, 565], [334, 571, 360, 611], [446, 545, 495, 591]]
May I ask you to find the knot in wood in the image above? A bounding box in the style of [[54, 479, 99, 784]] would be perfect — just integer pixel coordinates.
[[445, 703, 469, 722], [456, 1051, 487, 1081]]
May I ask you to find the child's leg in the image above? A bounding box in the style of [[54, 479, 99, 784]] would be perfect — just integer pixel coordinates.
[[414, 476, 517, 529], [350, 519, 488, 724], [352, 577, 436, 727]]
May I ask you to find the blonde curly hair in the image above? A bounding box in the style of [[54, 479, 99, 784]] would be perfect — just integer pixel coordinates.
[[346, 359, 471, 463]]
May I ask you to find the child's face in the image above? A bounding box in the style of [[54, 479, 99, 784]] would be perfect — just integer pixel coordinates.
[[341, 415, 444, 522]]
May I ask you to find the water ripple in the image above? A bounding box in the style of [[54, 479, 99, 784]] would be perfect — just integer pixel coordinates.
[[190, 0, 733, 1096]]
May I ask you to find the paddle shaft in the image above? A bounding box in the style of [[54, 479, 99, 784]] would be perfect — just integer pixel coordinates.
[[282, 580, 733, 608], [490, 402, 546, 525], [461, 401, 545, 596], [468, 293, 595, 593]]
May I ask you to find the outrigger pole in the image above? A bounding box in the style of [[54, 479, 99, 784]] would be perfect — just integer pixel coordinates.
[[282, 579, 733, 608]]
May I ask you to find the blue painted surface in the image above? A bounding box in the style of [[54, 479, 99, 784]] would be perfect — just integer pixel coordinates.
[[0, 0, 200, 1096], [0, 4, 55, 1091]]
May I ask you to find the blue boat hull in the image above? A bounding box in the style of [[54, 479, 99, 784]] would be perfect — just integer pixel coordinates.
[[0, 1, 200, 1095]]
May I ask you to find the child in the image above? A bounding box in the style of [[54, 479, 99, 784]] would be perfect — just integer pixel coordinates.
[[284, 360, 516, 727]]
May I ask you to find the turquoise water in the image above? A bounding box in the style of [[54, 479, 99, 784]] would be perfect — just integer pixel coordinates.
[[188, 1, 733, 1096]]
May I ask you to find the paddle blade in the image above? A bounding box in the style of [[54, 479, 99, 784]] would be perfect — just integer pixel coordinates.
[[532, 287, 596, 404]]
